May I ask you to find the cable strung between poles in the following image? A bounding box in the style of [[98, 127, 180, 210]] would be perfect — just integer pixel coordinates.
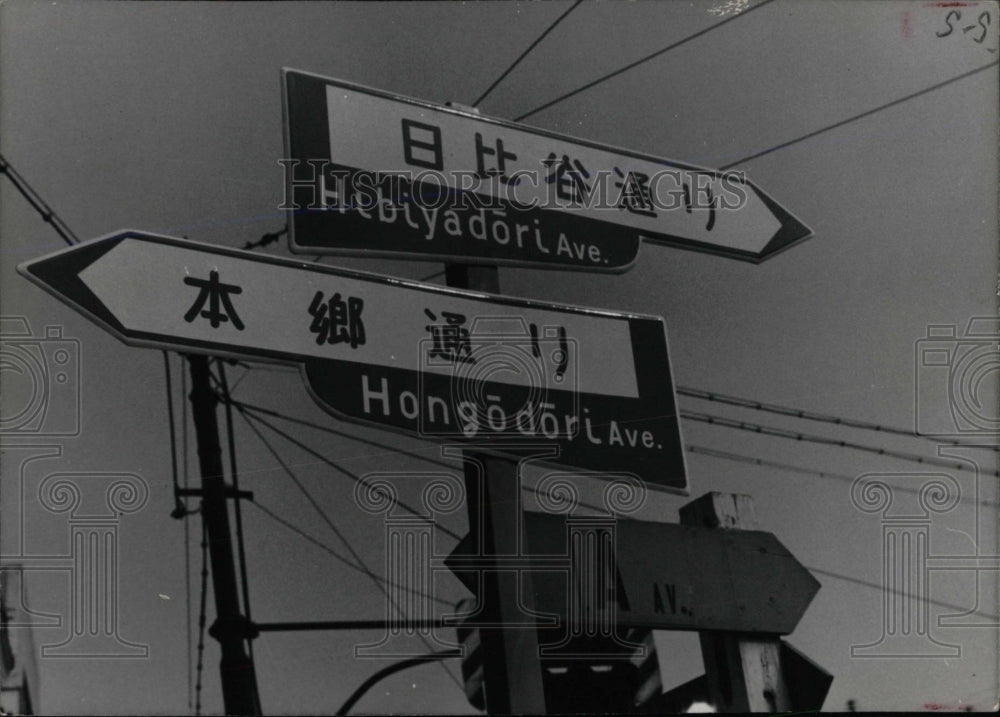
[[0, 152, 79, 245], [236, 407, 465, 692], [514, 0, 776, 121], [721, 60, 999, 169], [245, 499, 453, 607], [682, 410, 1000, 477], [679, 386, 1000, 453], [473, 0, 583, 107]]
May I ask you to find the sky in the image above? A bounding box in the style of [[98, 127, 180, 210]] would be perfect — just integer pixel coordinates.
[[1, 0, 998, 713]]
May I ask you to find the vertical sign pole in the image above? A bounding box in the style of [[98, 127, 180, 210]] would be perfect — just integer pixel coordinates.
[[188, 354, 262, 716], [679, 492, 791, 713], [445, 264, 548, 714]]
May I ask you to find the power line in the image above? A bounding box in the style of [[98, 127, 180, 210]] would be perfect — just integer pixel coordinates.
[[232, 405, 463, 540], [239, 410, 440, 612], [246, 498, 453, 608], [681, 410, 1000, 477], [687, 444, 997, 508], [0, 153, 79, 245], [720, 60, 999, 169], [235, 405, 465, 692], [229, 377, 997, 492], [805, 565, 997, 622], [514, 0, 776, 122], [237, 400, 465, 692], [232, 398, 634, 517], [678, 386, 1000, 453], [473, 0, 583, 107], [238, 410, 399, 586], [232, 399, 459, 471]]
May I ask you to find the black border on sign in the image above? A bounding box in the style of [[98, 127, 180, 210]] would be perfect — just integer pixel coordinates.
[[281, 67, 813, 265]]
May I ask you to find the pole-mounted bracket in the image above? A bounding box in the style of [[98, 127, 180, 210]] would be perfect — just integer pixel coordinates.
[[210, 614, 260, 643]]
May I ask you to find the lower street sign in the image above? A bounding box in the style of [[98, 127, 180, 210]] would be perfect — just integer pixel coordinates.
[[447, 511, 819, 634], [19, 230, 686, 491]]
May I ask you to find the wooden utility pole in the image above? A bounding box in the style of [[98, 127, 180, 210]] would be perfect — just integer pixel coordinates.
[[445, 264, 548, 714], [188, 354, 262, 716], [679, 492, 791, 713]]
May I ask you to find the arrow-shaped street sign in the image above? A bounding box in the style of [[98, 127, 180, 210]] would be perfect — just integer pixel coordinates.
[[447, 511, 819, 634], [282, 69, 812, 270], [18, 230, 687, 491]]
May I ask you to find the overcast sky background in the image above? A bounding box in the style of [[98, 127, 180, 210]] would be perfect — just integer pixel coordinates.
[[1, 0, 999, 713]]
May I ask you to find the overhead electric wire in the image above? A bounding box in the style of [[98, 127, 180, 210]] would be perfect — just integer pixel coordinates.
[[245, 499, 452, 607], [687, 444, 997, 508], [232, 398, 629, 513], [238, 411, 398, 585], [235, 404, 465, 691], [232, 398, 459, 471], [514, 0, 776, 121], [238, 409, 450, 610], [227, 367, 1000, 503], [721, 59, 999, 169], [233, 404, 463, 540], [0, 152, 79, 245], [237, 403, 464, 680], [805, 565, 997, 622], [473, 0, 583, 107], [678, 386, 1000, 453], [681, 410, 1000, 478]]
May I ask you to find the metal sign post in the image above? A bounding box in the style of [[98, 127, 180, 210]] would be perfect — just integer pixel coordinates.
[[679, 492, 794, 713], [445, 263, 547, 714]]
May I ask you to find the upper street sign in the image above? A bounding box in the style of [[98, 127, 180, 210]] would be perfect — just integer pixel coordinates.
[[19, 230, 687, 491], [281, 69, 812, 270]]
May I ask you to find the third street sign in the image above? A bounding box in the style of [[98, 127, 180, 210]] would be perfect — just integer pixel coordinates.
[[19, 230, 686, 491], [448, 511, 820, 634], [282, 69, 812, 269]]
